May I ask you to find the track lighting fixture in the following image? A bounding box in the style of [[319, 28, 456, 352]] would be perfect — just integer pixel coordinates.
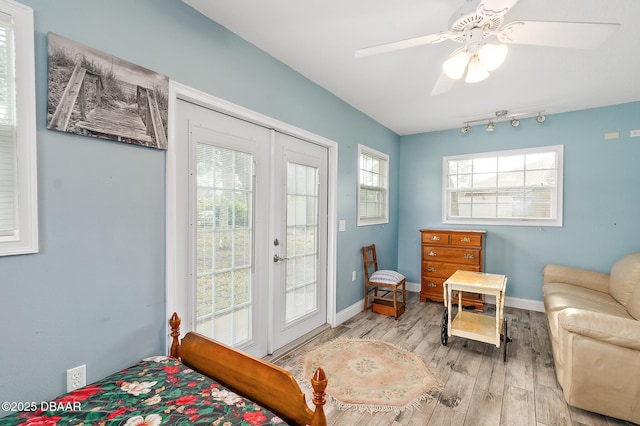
[[460, 110, 547, 134]]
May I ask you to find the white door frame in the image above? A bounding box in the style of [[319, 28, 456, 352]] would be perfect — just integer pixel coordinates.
[[165, 81, 338, 349]]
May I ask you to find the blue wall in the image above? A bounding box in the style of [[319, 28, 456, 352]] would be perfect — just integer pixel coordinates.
[[0, 0, 399, 408], [398, 102, 640, 301], [4, 0, 636, 411]]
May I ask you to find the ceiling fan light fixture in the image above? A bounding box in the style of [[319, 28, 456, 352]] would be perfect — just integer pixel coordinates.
[[478, 43, 508, 71], [465, 54, 489, 83], [442, 49, 470, 80]]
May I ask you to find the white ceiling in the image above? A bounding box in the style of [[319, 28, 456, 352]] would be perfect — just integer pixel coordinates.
[[182, 0, 640, 135]]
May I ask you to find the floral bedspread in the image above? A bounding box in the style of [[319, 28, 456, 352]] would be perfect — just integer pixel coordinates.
[[0, 356, 286, 425]]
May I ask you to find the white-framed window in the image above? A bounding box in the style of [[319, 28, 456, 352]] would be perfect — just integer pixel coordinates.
[[0, 0, 37, 256], [358, 144, 389, 226], [443, 145, 563, 227]]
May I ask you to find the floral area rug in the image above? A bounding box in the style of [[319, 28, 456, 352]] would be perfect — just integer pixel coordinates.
[[301, 338, 442, 413]]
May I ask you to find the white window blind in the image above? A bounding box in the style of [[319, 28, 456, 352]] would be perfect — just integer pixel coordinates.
[[0, 0, 37, 256], [0, 12, 16, 238], [358, 144, 389, 226], [443, 145, 563, 227]]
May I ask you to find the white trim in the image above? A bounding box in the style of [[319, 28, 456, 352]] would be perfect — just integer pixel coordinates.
[[483, 294, 545, 312], [442, 145, 564, 227], [335, 293, 545, 330], [406, 282, 545, 312], [165, 82, 180, 353], [335, 299, 364, 326], [405, 281, 420, 293], [0, 0, 37, 256], [505, 296, 545, 312], [357, 144, 389, 227], [166, 81, 339, 350]]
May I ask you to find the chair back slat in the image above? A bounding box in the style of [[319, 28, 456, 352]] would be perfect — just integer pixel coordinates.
[[361, 244, 379, 284]]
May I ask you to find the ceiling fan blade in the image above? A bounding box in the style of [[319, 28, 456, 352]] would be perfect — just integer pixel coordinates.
[[430, 71, 457, 96], [498, 20, 621, 49], [477, 0, 519, 19], [355, 31, 455, 58]]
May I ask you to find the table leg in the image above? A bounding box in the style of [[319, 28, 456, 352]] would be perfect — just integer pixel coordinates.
[[441, 282, 449, 346], [448, 285, 453, 338], [441, 308, 448, 346], [496, 291, 501, 348], [499, 287, 512, 361]]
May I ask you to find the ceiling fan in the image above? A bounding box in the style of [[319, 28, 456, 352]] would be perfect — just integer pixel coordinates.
[[355, 0, 620, 93]]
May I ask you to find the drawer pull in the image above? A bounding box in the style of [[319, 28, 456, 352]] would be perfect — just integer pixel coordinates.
[[427, 266, 436, 272], [463, 253, 475, 259], [428, 251, 437, 257], [460, 237, 472, 243], [430, 235, 441, 241], [427, 282, 436, 288]]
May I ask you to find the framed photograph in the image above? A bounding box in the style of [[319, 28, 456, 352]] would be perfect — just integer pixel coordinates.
[[47, 33, 169, 150]]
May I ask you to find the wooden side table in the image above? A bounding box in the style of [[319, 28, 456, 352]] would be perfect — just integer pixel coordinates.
[[441, 270, 512, 361]]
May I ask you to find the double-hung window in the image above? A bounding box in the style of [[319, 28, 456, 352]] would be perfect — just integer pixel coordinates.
[[443, 145, 563, 227], [0, 0, 37, 256], [358, 144, 389, 226]]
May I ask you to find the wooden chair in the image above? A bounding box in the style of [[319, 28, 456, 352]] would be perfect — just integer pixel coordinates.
[[362, 244, 407, 319]]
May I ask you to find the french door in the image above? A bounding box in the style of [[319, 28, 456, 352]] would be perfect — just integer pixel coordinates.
[[178, 99, 327, 357], [271, 132, 328, 351]]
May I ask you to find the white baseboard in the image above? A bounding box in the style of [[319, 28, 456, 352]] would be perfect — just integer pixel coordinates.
[[407, 280, 545, 312], [335, 299, 365, 326], [505, 296, 545, 312], [406, 281, 420, 293], [334, 282, 545, 326], [480, 294, 544, 312]]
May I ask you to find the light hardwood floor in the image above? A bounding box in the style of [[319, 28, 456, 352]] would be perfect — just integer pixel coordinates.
[[272, 292, 636, 426]]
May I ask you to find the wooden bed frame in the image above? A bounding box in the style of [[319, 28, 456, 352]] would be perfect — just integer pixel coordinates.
[[169, 313, 327, 426]]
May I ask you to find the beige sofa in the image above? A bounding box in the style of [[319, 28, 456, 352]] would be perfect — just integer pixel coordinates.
[[542, 252, 640, 424]]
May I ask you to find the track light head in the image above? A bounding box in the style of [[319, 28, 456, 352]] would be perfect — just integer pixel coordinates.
[[461, 110, 548, 133]]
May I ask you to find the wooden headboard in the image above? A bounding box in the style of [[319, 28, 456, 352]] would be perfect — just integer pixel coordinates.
[[169, 312, 327, 426]]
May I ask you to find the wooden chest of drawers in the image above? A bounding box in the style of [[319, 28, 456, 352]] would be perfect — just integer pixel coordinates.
[[420, 229, 485, 311]]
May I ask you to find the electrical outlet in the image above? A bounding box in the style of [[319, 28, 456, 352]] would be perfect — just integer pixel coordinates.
[[67, 365, 86, 392]]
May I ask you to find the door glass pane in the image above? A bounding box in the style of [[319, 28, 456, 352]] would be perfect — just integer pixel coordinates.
[[195, 143, 253, 347], [285, 162, 318, 323]]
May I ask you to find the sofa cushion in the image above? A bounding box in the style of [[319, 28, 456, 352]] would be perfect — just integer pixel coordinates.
[[543, 282, 632, 344], [543, 283, 630, 316], [628, 282, 640, 320], [609, 252, 640, 307]]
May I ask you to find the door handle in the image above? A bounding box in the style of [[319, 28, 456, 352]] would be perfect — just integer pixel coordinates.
[[273, 254, 288, 263]]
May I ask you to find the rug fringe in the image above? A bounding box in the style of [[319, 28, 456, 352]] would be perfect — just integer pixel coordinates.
[[325, 387, 443, 415]]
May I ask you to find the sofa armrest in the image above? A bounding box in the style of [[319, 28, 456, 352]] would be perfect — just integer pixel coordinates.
[[558, 308, 640, 351], [543, 264, 610, 293]]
